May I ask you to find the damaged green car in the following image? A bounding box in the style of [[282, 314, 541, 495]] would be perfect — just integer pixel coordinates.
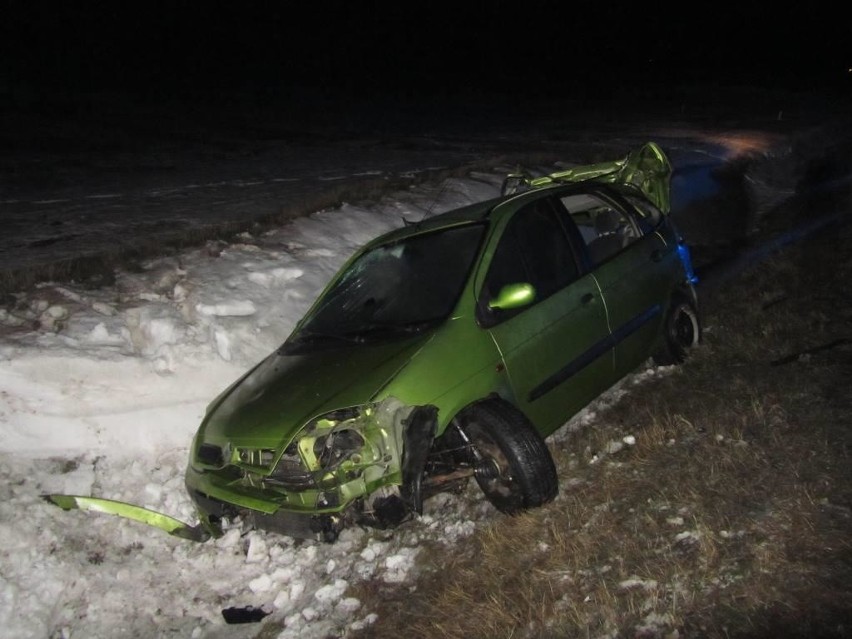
[[185, 142, 700, 541]]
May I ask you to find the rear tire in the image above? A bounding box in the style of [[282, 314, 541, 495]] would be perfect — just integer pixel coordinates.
[[457, 401, 558, 514], [653, 300, 701, 365]]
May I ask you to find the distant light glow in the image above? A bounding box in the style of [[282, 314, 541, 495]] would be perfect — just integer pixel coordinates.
[[701, 132, 777, 158]]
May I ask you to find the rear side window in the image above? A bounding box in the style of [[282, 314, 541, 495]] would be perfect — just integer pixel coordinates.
[[558, 193, 642, 265], [482, 199, 579, 305]]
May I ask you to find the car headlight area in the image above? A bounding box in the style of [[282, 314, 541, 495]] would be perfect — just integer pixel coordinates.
[[186, 397, 417, 537], [263, 399, 410, 501]]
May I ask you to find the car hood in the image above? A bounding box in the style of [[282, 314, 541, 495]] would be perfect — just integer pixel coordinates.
[[198, 333, 432, 448]]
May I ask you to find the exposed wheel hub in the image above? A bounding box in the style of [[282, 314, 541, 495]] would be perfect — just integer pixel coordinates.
[[474, 457, 503, 481]]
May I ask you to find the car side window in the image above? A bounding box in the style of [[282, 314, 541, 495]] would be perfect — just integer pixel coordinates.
[[558, 193, 642, 265], [482, 199, 579, 309]]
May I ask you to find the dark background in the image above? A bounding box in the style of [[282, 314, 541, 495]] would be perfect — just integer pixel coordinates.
[[2, 1, 850, 111]]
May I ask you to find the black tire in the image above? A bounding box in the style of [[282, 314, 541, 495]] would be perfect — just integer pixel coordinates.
[[653, 299, 701, 365], [456, 401, 558, 514]]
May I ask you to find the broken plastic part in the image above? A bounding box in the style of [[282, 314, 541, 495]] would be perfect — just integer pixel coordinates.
[[399, 404, 439, 514], [42, 494, 210, 542], [221, 606, 271, 624], [500, 142, 672, 213]]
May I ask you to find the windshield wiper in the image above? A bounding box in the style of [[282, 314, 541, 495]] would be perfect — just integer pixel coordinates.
[[277, 329, 364, 354], [305, 329, 366, 342], [279, 320, 439, 354], [343, 319, 440, 339]]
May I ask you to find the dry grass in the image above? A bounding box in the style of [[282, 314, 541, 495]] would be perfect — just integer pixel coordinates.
[[349, 217, 852, 638]]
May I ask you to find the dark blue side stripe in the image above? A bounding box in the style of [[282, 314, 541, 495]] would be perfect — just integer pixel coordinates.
[[528, 304, 661, 402]]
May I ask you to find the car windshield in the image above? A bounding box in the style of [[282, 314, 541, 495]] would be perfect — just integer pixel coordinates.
[[285, 223, 486, 349]]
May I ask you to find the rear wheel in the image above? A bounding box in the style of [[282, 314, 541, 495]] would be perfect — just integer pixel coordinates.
[[455, 401, 558, 514], [653, 300, 701, 365]]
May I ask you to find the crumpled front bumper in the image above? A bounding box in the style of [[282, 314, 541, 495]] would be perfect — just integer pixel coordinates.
[[185, 399, 439, 539], [184, 478, 343, 541]]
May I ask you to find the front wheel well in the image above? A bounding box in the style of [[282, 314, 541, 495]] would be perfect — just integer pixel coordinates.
[[427, 396, 558, 514]]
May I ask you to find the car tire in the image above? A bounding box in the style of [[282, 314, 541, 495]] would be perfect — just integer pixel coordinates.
[[458, 401, 558, 514], [653, 299, 701, 365]]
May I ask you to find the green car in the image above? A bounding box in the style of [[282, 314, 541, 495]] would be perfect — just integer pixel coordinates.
[[185, 142, 700, 541]]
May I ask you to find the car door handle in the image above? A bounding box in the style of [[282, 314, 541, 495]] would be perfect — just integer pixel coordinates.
[[650, 249, 664, 262], [581, 292, 595, 305]]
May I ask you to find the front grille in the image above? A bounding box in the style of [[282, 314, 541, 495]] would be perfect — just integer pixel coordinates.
[[236, 448, 276, 467], [197, 444, 224, 466]]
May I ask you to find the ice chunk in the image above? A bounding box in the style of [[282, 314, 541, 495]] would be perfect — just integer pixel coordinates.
[[196, 301, 257, 317]]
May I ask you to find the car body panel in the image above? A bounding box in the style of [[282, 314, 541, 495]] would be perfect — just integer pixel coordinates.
[[376, 315, 509, 431], [486, 271, 611, 435], [502, 141, 673, 213], [197, 334, 432, 451]]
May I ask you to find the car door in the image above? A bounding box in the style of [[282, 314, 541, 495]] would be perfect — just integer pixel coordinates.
[[555, 189, 677, 378], [477, 196, 612, 436]]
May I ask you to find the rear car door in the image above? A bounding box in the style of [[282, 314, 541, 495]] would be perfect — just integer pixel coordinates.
[[555, 189, 677, 377], [477, 196, 613, 435]]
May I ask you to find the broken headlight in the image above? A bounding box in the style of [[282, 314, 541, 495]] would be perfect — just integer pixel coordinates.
[[266, 399, 411, 492], [312, 428, 367, 469]]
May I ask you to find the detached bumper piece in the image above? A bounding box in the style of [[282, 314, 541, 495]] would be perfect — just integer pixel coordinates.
[[42, 494, 211, 542]]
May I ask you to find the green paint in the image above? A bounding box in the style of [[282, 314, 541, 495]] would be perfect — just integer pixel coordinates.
[[43, 494, 209, 542]]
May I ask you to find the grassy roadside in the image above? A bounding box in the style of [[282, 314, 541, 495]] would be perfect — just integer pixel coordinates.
[[349, 214, 852, 636]]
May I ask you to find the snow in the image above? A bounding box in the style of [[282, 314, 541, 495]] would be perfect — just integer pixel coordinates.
[[0, 171, 508, 639], [0, 125, 815, 637]]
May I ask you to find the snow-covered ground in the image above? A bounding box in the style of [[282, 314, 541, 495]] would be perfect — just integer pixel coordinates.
[[0, 168, 547, 639], [0, 121, 823, 638]]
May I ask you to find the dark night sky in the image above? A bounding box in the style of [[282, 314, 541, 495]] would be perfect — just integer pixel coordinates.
[[1, 1, 850, 107]]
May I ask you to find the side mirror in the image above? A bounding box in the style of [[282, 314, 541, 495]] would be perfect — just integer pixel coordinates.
[[488, 283, 536, 311]]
